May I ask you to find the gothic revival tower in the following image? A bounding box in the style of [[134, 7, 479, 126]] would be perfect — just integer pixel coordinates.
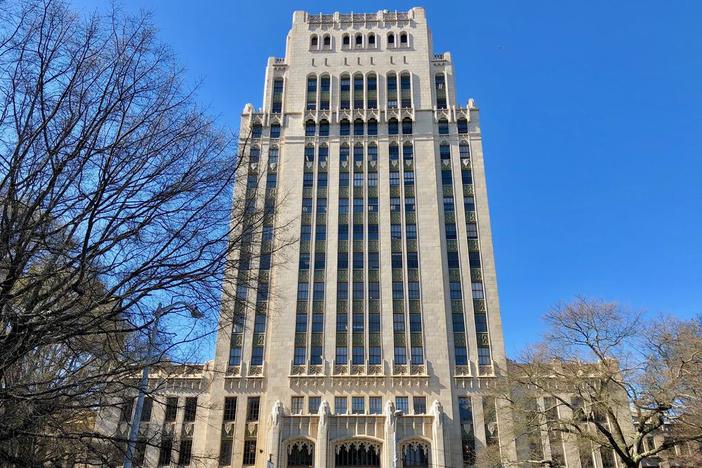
[[204, 7, 514, 467], [101, 8, 517, 468]]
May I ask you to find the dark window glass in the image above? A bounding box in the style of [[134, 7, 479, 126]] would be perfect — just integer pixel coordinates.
[[438, 119, 449, 134], [246, 397, 260, 421], [139, 397, 153, 422], [184, 397, 197, 422], [388, 119, 399, 135], [469, 251, 481, 268], [158, 437, 173, 465], [223, 397, 237, 422], [340, 119, 350, 136], [270, 124, 281, 138], [243, 439, 257, 465], [178, 439, 193, 466], [219, 439, 233, 466], [305, 120, 315, 136], [164, 397, 178, 422], [354, 119, 364, 136]]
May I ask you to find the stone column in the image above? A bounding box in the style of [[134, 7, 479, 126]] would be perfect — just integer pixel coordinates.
[[314, 400, 330, 468], [267, 401, 283, 467], [430, 400, 447, 468], [383, 401, 398, 468]]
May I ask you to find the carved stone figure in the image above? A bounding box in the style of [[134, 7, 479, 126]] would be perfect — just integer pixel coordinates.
[[271, 400, 284, 426], [318, 399, 331, 428]]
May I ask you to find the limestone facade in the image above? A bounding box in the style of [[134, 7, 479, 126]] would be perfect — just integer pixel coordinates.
[[99, 8, 522, 468]]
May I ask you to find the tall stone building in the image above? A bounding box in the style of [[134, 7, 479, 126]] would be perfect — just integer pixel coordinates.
[[99, 7, 520, 468]]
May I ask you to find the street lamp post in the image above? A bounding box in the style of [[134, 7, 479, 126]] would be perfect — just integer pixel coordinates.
[[123, 302, 201, 468]]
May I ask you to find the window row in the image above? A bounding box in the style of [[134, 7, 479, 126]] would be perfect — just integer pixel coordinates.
[[250, 122, 282, 139], [305, 117, 414, 136], [290, 395, 425, 416], [310, 31, 410, 50], [306, 72, 412, 110]]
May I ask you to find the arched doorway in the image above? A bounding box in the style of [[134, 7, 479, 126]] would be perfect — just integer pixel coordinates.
[[401, 440, 430, 468], [334, 440, 381, 467], [286, 439, 314, 468]]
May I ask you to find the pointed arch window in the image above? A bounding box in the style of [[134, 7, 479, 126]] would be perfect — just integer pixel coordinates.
[[310, 35, 318, 49], [438, 118, 449, 135], [319, 120, 329, 137], [402, 117, 413, 135], [353, 119, 364, 136], [457, 118, 469, 134], [367, 118, 378, 136], [340, 119, 350, 136], [388, 118, 399, 136], [305, 120, 316, 137], [340, 74, 351, 109]]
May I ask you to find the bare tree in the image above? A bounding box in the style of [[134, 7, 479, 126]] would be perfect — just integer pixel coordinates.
[[0, 0, 280, 464], [502, 298, 702, 468]]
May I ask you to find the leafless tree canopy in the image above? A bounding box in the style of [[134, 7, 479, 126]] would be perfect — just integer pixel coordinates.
[[505, 298, 702, 468], [0, 0, 269, 464]]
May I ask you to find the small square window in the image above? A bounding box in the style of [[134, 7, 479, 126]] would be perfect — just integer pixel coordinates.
[[291, 396, 303, 415], [369, 397, 382, 414], [308, 396, 321, 414], [335, 397, 348, 414], [413, 396, 426, 414], [352, 396, 365, 414], [396, 396, 409, 414]]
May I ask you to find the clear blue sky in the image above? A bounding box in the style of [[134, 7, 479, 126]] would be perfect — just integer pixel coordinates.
[[71, 0, 702, 357]]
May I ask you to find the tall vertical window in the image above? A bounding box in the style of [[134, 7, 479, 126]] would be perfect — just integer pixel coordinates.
[[319, 75, 330, 110], [178, 440, 193, 466], [164, 397, 178, 422], [243, 440, 257, 465], [459, 397, 476, 465], [402, 117, 413, 135], [246, 397, 260, 421], [400, 72, 411, 108], [367, 73, 377, 108], [184, 397, 197, 422], [223, 397, 237, 422], [306, 76, 317, 110], [340, 74, 350, 109], [435, 73, 447, 109], [457, 118, 469, 134], [353, 73, 364, 109], [271, 78, 284, 113], [387, 73, 398, 108]]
